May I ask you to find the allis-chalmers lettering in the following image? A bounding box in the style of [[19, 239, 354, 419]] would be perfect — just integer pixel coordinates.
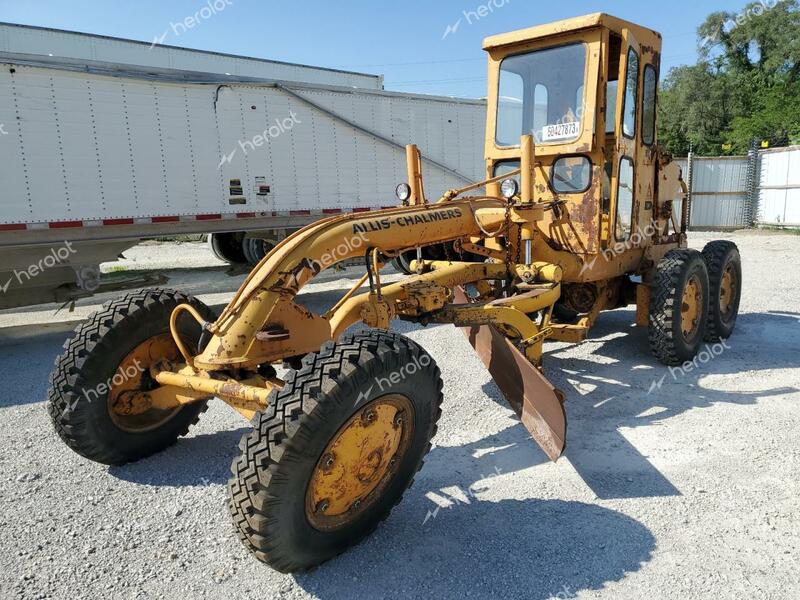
[[352, 208, 463, 234]]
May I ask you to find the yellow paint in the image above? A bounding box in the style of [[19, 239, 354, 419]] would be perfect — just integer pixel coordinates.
[[306, 395, 413, 531]]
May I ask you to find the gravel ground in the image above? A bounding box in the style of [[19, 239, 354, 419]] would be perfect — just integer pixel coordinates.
[[1, 231, 799, 600]]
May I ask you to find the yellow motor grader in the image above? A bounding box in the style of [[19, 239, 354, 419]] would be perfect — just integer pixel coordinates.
[[48, 13, 742, 572]]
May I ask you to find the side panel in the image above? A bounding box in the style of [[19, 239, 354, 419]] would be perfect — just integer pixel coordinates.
[[0, 64, 486, 224], [758, 147, 800, 227]]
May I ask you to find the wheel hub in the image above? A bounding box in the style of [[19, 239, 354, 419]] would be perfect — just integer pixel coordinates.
[[108, 334, 183, 432], [681, 275, 702, 338], [719, 265, 737, 318], [306, 394, 414, 531]]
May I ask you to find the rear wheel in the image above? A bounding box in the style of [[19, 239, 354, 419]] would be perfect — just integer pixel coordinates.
[[702, 241, 742, 341], [648, 249, 710, 365], [47, 288, 214, 465], [243, 237, 275, 266], [209, 232, 247, 265], [228, 329, 443, 572]]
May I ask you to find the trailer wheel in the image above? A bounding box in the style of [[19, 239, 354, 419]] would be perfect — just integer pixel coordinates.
[[209, 232, 248, 265], [229, 329, 443, 573], [243, 238, 275, 266], [702, 241, 742, 342], [47, 288, 214, 465], [648, 249, 710, 366]]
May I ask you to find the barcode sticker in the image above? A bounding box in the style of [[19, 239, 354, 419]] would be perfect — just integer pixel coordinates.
[[541, 121, 580, 142]]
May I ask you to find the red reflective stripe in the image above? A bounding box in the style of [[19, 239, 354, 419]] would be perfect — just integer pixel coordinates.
[[196, 214, 222, 221], [236, 212, 257, 218], [0, 223, 27, 231], [102, 218, 135, 226], [290, 210, 311, 216], [322, 208, 342, 214], [151, 216, 180, 223], [352, 207, 371, 213], [49, 221, 83, 229]]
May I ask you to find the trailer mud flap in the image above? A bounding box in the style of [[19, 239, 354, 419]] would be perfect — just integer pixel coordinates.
[[453, 288, 567, 461]]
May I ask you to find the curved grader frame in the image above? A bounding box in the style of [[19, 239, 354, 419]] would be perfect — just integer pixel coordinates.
[[104, 13, 692, 463]]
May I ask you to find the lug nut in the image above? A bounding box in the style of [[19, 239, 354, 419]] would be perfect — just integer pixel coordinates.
[[362, 410, 377, 424], [350, 500, 361, 511], [322, 453, 335, 469], [315, 499, 330, 514]]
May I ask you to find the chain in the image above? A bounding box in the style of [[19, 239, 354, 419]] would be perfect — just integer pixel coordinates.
[[443, 239, 454, 263], [503, 199, 512, 272]]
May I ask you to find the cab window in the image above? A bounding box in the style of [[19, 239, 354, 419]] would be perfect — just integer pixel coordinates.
[[622, 48, 639, 138], [616, 157, 635, 240], [642, 65, 657, 146], [496, 43, 588, 146]]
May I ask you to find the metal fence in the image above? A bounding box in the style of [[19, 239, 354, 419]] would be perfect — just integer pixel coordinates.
[[678, 146, 800, 230], [757, 147, 800, 227]]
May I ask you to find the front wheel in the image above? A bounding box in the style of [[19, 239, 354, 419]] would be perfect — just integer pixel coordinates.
[[228, 329, 443, 572], [47, 288, 214, 465]]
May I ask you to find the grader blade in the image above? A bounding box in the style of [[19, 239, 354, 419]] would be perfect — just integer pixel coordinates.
[[454, 288, 567, 461]]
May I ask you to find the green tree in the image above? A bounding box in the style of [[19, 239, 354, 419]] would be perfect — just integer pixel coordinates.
[[658, 0, 800, 155]]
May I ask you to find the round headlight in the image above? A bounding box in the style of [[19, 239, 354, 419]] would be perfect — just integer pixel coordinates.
[[500, 178, 519, 199], [395, 183, 412, 202]]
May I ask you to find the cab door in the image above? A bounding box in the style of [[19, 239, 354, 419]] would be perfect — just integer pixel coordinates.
[[610, 29, 643, 244]]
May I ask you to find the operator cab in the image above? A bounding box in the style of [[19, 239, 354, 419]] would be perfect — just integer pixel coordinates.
[[482, 13, 673, 254]]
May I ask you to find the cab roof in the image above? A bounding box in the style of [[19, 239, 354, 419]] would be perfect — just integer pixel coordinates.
[[482, 13, 662, 51]]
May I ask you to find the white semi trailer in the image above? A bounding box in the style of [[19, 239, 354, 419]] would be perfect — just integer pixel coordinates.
[[0, 23, 485, 309]]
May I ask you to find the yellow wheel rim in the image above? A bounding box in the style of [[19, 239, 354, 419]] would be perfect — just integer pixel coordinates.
[[107, 334, 183, 432], [719, 265, 737, 319], [681, 275, 702, 338], [306, 394, 414, 531]]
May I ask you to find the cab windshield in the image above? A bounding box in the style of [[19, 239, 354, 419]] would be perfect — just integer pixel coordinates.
[[496, 43, 588, 147]]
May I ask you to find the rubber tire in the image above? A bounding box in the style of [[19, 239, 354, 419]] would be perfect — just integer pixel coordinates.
[[47, 288, 215, 466], [648, 249, 710, 366], [702, 241, 742, 342], [243, 238, 274, 266], [392, 250, 415, 275], [209, 232, 248, 265], [228, 329, 443, 573], [553, 303, 580, 324]]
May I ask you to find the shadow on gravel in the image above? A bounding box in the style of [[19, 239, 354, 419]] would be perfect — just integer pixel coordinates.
[[527, 309, 800, 500], [0, 333, 67, 408], [296, 424, 655, 600], [108, 428, 249, 487]]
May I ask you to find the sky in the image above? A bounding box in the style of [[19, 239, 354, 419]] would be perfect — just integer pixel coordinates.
[[0, 0, 744, 98]]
